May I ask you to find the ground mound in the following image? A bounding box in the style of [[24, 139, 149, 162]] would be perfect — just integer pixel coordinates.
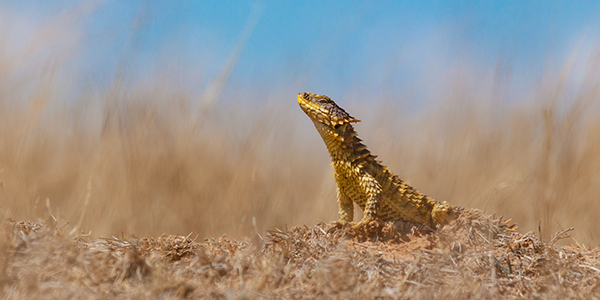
[[1, 210, 598, 299]]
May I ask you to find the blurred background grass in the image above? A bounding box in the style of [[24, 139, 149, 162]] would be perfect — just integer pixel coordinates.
[[0, 2, 599, 246]]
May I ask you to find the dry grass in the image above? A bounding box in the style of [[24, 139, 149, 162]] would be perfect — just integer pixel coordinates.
[[1, 6, 600, 298], [0, 211, 598, 299], [1, 56, 600, 245]]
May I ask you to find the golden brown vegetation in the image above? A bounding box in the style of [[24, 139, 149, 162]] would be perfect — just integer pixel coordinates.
[[0, 211, 598, 299], [1, 51, 600, 245]]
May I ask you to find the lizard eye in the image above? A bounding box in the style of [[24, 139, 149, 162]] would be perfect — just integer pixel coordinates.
[[302, 92, 310, 100]]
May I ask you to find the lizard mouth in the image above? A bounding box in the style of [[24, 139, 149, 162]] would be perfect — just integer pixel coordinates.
[[298, 94, 327, 125], [297, 92, 315, 110], [297, 92, 325, 122]]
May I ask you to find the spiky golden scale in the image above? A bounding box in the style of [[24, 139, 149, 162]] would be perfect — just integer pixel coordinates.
[[298, 92, 462, 229]]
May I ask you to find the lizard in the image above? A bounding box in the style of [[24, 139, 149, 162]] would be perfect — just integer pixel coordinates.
[[297, 92, 461, 230]]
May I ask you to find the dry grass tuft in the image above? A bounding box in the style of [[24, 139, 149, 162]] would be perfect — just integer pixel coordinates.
[[0, 213, 598, 299]]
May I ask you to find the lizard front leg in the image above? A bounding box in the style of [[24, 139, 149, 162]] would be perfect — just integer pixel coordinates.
[[352, 175, 382, 229], [337, 186, 354, 225]]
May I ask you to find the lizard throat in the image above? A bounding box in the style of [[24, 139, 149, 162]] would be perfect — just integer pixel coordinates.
[[312, 120, 373, 165]]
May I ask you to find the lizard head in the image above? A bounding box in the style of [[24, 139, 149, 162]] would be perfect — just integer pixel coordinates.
[[298, 92, 360, 128]]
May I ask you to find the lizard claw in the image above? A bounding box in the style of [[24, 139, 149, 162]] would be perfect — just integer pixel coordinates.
[[351, 221, 365, 230], [351, 218, 378, 230], [331, 221, 348, 228]]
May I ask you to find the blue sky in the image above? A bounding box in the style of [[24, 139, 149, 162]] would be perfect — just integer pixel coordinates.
[[2, 1, 600, 105]]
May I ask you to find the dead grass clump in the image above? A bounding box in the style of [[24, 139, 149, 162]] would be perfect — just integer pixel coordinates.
[[0, 218, 250, 299], [436, 208, 517, 253], [0, 214, 599, 299], [137, 234, 200, 261], [326, 219, 435, 244]]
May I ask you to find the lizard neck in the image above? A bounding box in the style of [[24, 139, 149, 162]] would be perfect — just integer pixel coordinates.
[[312, 121, 377, 167]]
